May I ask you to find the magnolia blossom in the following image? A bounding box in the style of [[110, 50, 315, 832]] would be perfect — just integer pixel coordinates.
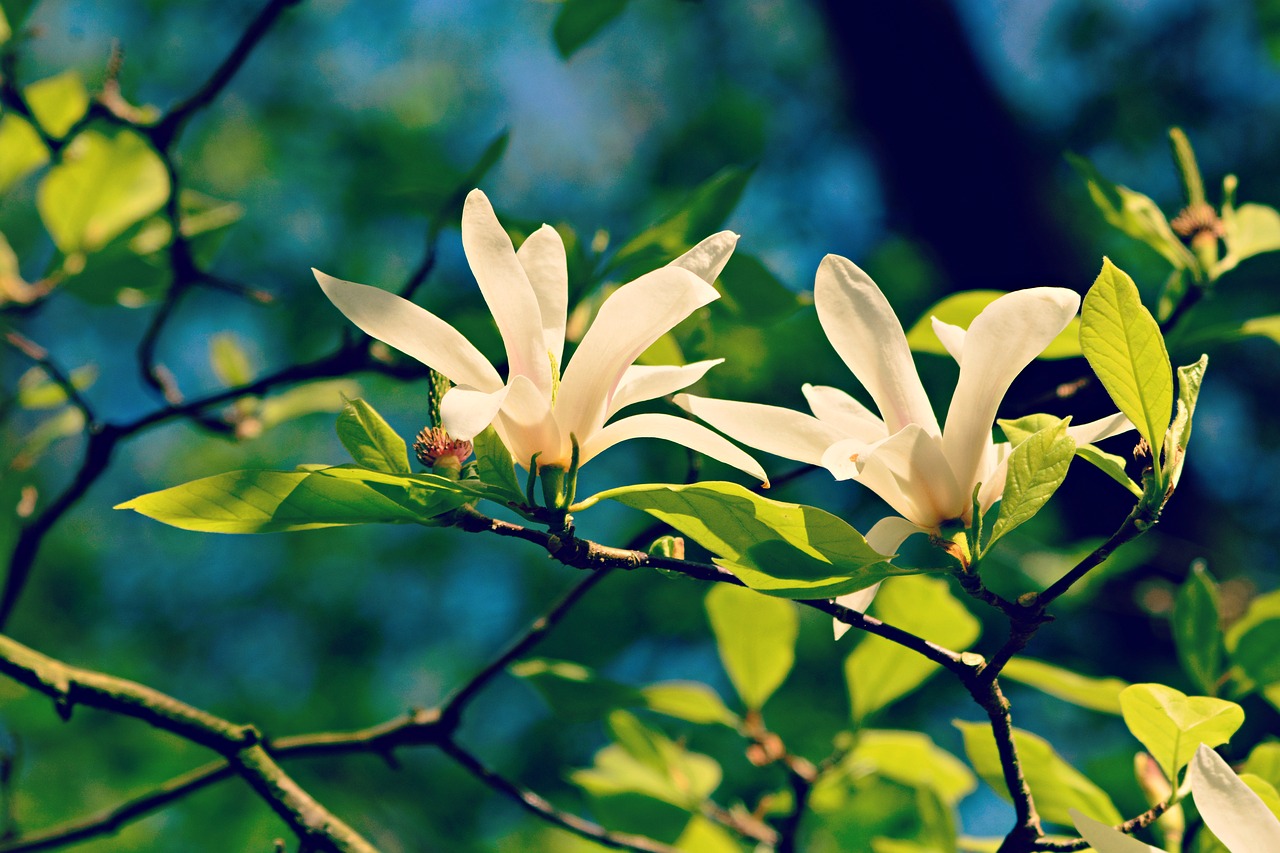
[[315, 189, 766, 487], [1071, 744, 1280, 852], [678, 255, 1129, 615]]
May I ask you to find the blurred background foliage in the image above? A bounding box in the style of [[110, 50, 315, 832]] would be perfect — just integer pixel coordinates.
[[1, 0, 1280, 850]]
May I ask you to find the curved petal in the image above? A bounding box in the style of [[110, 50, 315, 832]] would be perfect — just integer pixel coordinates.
[[942, 287, 1080, 495], [815, 255, 940, 436], [975, 442, 1013, 517], [516, 224, 568, 369], [931, 317, 966, 363], [677, 394, 848, 467], [828, 424, 964, 530], [558, 266, 718, 441], [1067, 412, 1134, 445], [495, 374, 565, 469], [801, 384, 888, 444], [1069, 811, 1160, 853], [1189, 744, 1280, 852], [578, 413, 768, 485], [315, 269, 502, 392], [609, 360, 723, 418], [832, 516, 927, 639], [671, 231, 738, 283], [440, 385, 509, 441], [461, 190, 552, 394]]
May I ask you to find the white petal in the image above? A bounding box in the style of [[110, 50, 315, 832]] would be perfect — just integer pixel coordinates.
[[942, 287, 1080, 496], [831, 424, 964, 531], [801, 384, 888, 444], [1189, 744, 1280, 851], [578, 413, 768, 485], [833, 516, 925, 639], [1068, 412, 1134, 445], [440, 385, 509, 441], [931, 317, 966, 363], [677, 394, 848, 467], [609, 360, 722, 418], [557, 266, 718, 441], [670, 231, 739, 283], [516, 224, 568, 369], [975, 442, 1013, 517], [1069, 810, 1161, 853], [495, 374, 565, 469], [461, 190, 552, 394], [314, 269, 502, 392], [815, 255, 940, 436]]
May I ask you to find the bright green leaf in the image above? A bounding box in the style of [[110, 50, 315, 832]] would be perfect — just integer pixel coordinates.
[[552, 0, 629, 59], [209, 333, 254, 387], [1225, 590, 1280, 692], [38, 129, 170, 255], [705, 584, 796, 710], [257, 380, 361, 431], [509, 658, 641, 722], [1080, 259, 1173, 465], [1075, 444, 1143, 498], [988, 418, 1075, 549], [640, 681, 738, 727], [473, 425, 523, 503], [16, 364, 97, 410], [336, 398, 411, 475], [906, 291, 1082, 359], [852, 729, 978, 805], [588, 481, 905, 598], [0, 113, 49, 191], [1174, 563, 1223, 695], [1165, 355, 1209, 486], [1001, 657, 1129, 715], [1068, 153, 1198, 271], [572, 711, 721, 809], [956, 720, 1122, 825], [1119, 683, 1244, 783], [674, 816, 740, 853], [1244, 742, 1280, 791], [1217, 201, 1280, 276], [115, 467, 472, 533], [25, 71, 89, 138], [846, 576, 980, 722]]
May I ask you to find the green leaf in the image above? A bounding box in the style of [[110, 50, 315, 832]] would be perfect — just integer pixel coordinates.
[[256, 380, 361, 431], [1068, 153, 1198, 271], [1173, 563, 1223, 695], [607, 166, 752, 280], [552, 0, 629, 59], [0, 113, 49, 192], [115, 467, 471, 533], [846, 576, 980, 722], [999, 413, 1140, 498], [16, 364, 97, 410], [852, 730, 978, 805], [640, 681, 738, 727], [25, 71, 89, 138], [674, 816, 740, 853], [1217, 200, 1280, 276], [509, 658, 641, 722], [472, 425, 524, 503], [1001, 657, 1129, 715], [1119, 683, 1244, 783], [1165, 355, 1209, 486], [906, 291, 1082, 359], [1080, 259, 1173, 464], [571, 711, 721, 809], [336, 398, 411, 475], [209, 333, 254, 387], [1244, 742, 1280, 790], [588, 481, 904, 598], [1225, 590, 1280, 693], [987, 418, 1075, 549], [715, 253, 801, 325], [38, 130, 170, 256], [955, 720, 1122, 825], [705, 584, 796, 711]]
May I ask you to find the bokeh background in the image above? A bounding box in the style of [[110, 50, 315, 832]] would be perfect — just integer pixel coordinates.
[[2, 0, 1279, 849]]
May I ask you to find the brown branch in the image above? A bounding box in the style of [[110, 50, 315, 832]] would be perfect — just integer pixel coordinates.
[[1028, 803, 1170, 851], [1, 333, 96, 422]]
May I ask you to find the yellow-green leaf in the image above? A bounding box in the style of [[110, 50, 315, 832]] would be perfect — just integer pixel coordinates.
[[1119, 683, 1244, 783], [336, 398, 410, 475], [1001, 657, 1128, 715], [38, 129, 170, 255], [705, 584, 796, 711], [988, 417, 1075, 549], [0, 113, 49, 191], [1080, 259, 1173, 463], [25, 70, 89, 138]]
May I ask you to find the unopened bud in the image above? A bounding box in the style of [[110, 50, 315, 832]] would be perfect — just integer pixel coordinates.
[[414, 427, 473, 473]]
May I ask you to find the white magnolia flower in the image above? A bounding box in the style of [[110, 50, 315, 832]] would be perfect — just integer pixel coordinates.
[[315, 189, 766, 488], [678, 255, 1129, 616], [1071, 744, 1280, 853]]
